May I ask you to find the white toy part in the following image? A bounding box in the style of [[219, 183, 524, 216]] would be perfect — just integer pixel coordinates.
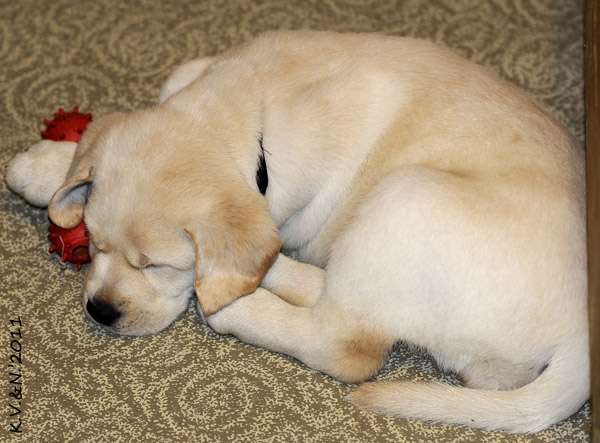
[[6, 140, 77, 207]]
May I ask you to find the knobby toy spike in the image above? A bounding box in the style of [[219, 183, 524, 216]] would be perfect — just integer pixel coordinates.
[[48, 220, 91, 269], [41, 106, 93, 142]]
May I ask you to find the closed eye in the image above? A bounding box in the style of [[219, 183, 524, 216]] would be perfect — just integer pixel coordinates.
[[124, 256, 152, 270], [139, 253, 151, 268], [126, 251, 191, 272], [139, 253, 192, 272], [129, 254, 172, 271]]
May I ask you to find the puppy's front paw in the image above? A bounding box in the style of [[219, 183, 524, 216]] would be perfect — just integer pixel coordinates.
[[206, 299, 246, 335], [206, 289, 268, 336], [6, 140, 76, 207]]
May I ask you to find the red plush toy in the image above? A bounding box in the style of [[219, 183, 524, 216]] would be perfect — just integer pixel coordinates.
[[43, 107, 93, 269]]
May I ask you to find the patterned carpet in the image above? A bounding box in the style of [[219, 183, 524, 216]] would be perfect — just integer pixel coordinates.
[[0, 1, 588, 441]]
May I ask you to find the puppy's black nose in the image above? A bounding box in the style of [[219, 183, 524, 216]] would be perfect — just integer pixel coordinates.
[[86, 299, 121, 326]]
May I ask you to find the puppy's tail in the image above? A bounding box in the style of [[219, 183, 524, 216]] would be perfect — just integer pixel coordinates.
[[348, 338, 589, 433]]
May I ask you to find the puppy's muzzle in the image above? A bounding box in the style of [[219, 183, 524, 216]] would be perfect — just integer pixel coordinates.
[[86, 298, 121, 326]]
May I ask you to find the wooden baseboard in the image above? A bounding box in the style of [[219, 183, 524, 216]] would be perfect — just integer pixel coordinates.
[[585, 0, 600, 442]]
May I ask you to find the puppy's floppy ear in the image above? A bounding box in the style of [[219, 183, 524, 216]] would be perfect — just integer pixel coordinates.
[[48, 113, 124, 228], [186, 188, 282, 316], [48, 168, 92, 228]]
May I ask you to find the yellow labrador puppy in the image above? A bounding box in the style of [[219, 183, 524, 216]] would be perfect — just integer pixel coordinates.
[[46, 31, 588, 433]]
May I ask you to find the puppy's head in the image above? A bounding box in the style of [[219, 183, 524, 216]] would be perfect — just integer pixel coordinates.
[[48, 109, 280, 335]]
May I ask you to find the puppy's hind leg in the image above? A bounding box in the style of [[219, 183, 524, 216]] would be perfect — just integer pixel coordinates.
[[208, 289, 392, 383]]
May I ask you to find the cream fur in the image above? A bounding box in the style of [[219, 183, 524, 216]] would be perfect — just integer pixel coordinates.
[[37, 31, 587, 433]]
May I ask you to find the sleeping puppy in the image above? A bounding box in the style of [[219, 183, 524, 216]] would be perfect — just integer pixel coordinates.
[[46, 31, 588, 433]]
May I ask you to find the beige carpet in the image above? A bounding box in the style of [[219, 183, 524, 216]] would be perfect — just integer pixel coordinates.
[[0, 0, 589, 441]]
